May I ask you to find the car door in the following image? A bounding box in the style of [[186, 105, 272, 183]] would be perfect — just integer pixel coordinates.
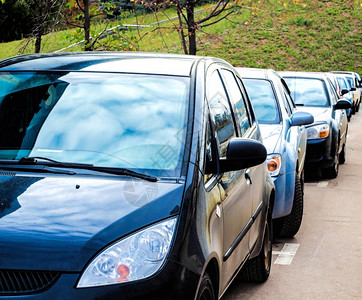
[[206, 66, 252, 290], [220, 69, 267, 249]]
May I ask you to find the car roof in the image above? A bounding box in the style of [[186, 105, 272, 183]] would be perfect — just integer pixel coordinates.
[[331, 71, 361, 81], [235, 67, 279, 80], [0, 52, 222, 76], [331, 71, 355, 75], [278, 71, 327, 80]]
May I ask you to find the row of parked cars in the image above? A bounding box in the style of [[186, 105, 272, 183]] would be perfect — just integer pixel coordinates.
[[0, 52, 360, 300]]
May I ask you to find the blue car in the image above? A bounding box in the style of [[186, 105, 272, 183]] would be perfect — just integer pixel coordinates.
[[237, 68, 313, 238]]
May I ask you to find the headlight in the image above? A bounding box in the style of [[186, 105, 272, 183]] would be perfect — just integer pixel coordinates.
[[266, 154, 281, 177], [77, 217, 177, 288], [306, 123, 329, 140]]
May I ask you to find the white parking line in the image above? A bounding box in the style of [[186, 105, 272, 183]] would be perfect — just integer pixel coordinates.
[[273, 243, 300, 265], [305, 181, 329, 187], [317, 181, 329, 187]]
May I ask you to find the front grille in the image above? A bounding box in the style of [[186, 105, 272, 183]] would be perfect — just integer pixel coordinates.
[[0, 270, 60, 295]]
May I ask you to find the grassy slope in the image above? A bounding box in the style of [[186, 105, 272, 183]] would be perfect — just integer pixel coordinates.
[[0, 0, 361, 73]]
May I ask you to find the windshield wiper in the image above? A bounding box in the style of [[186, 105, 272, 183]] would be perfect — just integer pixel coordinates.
[[296, 103, 304, 106], [14, 157, 158, 182], [18, 156, 94, 168], [0, 164, 76, 175], [89, 166, 158, 182]]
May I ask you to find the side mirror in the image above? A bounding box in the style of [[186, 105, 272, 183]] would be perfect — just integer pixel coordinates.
[[334, 99, 351, 110], [219, 138, 267, 172], [341, 89, 349, 96], [290, 111, 314, 126], [350, 87, 357, 92]]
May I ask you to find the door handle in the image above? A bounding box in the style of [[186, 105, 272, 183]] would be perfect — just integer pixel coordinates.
[[245, 169, 252, 184]]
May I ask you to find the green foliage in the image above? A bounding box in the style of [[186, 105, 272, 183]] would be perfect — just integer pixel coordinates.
[[0, 0, 33, 42], [0, 0, 361, 74], [290, 16, 313, 27]]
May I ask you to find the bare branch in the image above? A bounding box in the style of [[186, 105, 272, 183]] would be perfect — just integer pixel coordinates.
[[196, 0, 230, 25], [75, 0, 85, 13], [198, 10, 235, 29]]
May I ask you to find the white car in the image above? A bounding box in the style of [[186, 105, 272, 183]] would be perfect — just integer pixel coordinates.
[[331, 71, 361, 112]]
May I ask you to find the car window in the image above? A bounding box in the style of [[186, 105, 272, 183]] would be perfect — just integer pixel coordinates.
[[337, 76, 349, 90], [280, 78, 296, 113], [207, 70, 236, 159], [237, 78, 258, 124], [243, 78, 281, 124], [345, 76, 355, 88], [327, 79, 338, 105], [0, 71, 189, 177], [204, 119, 216, 182], [284, 77, 330, 107], [220, 69, 251, 136], [283, 90, 295, 113]]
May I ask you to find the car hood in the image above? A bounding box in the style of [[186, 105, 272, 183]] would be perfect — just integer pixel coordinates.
[[0, 174, 184, 272], [259, 124, 283, 154], [296, 107, 330, 123]]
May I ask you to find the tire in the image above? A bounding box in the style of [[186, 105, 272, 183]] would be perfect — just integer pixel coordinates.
[[321, 143, 339, 179], [241, 207, 272, 283], [273, 173, 303, 238], [356, 101, 360, 112], [196, 273, 215, 300], [339, 144, 346, 165]]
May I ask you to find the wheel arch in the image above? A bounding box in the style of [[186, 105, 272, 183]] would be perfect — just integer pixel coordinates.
[[201, 257, 219, 299]]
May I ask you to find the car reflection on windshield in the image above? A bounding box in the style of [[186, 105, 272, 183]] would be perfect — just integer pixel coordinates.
[[0, 72, 190, 178]]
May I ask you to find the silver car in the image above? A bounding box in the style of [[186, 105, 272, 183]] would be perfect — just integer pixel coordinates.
[[331, 71, 361, 113]]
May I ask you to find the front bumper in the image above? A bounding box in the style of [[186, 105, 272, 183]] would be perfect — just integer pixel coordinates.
[[305, 136, 334, 169], [0, 260, 199, 300]]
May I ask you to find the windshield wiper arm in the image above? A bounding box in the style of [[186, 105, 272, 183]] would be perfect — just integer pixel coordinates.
[[89, 166, 158, 182], [18, 156, 94, 168], [18, 157, 158, 182], [0, 164, 75, 175]]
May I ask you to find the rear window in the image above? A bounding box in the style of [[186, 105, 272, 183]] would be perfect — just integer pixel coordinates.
[[243, 79, 281, 124], [284, 77, 330, 107]]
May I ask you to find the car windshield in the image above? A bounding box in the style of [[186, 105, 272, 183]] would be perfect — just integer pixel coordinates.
[[0, 71, 190, 177], [243, 79, 280, 124], [336, 76, 349, 90], [284, 77, 330, 107]]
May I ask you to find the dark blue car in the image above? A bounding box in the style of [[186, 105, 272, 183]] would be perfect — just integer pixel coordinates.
[[280, 71, 351, 179], [0, 52, 274, 299]]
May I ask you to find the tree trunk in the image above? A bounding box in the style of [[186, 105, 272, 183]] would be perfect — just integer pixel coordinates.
[[83, 0, 91, 51], [34, 2, 43, 53], [186, 1, 196, 55], [177, 6, 188, 55], [35, 28, 42, 53]]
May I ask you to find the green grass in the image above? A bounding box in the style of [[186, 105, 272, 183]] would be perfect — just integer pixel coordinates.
[[0, 0, 361, 73]]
